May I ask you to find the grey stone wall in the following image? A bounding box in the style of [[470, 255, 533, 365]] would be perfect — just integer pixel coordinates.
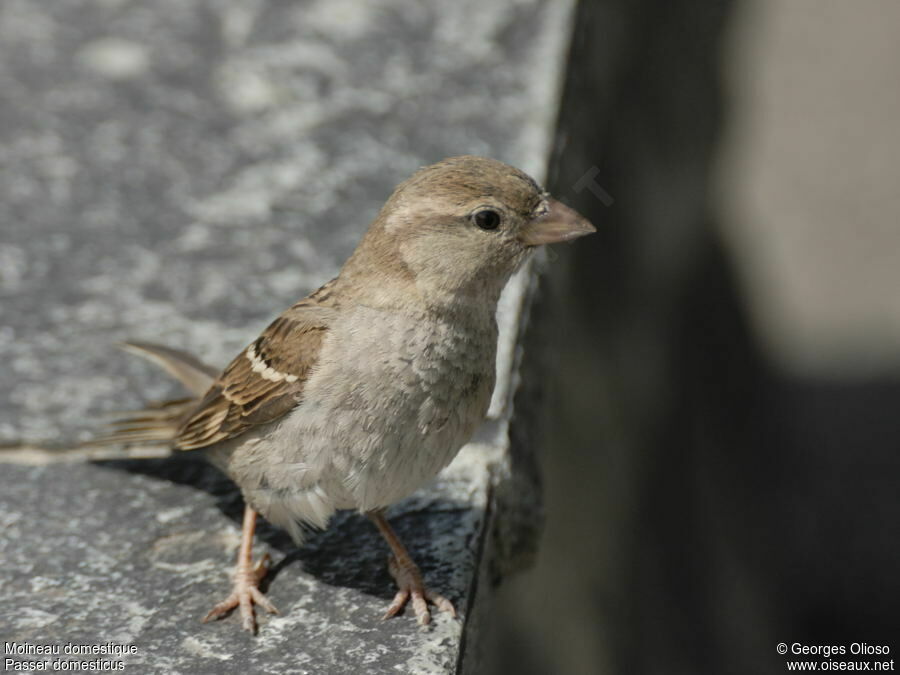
[[491, 1, 900, 674]]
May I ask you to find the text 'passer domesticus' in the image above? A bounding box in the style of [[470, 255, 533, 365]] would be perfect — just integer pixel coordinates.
[[99, 155, 595, 632]]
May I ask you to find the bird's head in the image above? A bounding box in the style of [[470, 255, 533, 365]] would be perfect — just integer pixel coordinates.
[[342, 155, 595, 309]]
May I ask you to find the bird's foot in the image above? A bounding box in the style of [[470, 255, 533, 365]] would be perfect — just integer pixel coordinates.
[[202, 553, 278, 633], [383, 554, 456, 626]]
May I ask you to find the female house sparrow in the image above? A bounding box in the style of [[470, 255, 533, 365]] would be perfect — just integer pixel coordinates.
[[101, 156, 594, 632]]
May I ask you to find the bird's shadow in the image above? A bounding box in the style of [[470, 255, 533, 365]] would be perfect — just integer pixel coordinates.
[[94, 455, 476, 607]]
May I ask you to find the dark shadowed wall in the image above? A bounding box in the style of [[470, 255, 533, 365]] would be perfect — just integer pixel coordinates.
[[491, 1, 900, 673]]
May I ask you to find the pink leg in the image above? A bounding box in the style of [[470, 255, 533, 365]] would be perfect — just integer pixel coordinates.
[[368, 511, 456, 625], [202, 505, 278, 633]]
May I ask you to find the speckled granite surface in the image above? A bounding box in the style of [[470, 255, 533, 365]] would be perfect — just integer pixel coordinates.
[[0, 445, 498, 673], [0, 0, 574, 672], [0, 0, 572, 446]]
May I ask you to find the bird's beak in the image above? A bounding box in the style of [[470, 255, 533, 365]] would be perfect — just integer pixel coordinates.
[[518, 199, 596, 246]]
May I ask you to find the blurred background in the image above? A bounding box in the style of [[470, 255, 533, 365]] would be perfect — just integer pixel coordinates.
[[492, 0, 900, 673]]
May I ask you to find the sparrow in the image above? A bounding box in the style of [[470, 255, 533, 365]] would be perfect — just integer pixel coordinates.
[[97, 155, 595, 632]]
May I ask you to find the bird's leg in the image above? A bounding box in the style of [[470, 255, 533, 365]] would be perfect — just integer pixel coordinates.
[[202, 505, 278, 633], [367, 510, 456, 625]]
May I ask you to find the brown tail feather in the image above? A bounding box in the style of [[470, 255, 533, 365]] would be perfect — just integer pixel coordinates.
[[99, 397, 196, 421], [87, 341, 217, 451], [118, 342, 217, 397], [88, 398, 197, 448]]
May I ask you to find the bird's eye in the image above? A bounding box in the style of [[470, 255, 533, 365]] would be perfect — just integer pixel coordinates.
[[472, 209, 501, 231]]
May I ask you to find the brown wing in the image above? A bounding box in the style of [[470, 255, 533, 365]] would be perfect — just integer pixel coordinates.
[[174, 302, 333, 450]]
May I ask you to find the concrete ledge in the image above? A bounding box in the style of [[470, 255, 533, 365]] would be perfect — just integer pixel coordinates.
[[0, 1, 576, 672], [1, 446, 495, 672]]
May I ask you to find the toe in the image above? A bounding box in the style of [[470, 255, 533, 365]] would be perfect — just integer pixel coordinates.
[[411, 591, 430, 626], [239, 593, 255, 633], [425, 590, 456, 618], [382, 589, 410, 620], [202, 594, 238, 623], [250, 587, 279, 615], [253, 553, 272, 583], [201, 555, 277, 633]]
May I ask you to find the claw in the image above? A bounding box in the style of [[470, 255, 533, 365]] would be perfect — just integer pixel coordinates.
[[202, 555, 279, 633], [253, 553, 272, 583], [382, 553, 456, 626]]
